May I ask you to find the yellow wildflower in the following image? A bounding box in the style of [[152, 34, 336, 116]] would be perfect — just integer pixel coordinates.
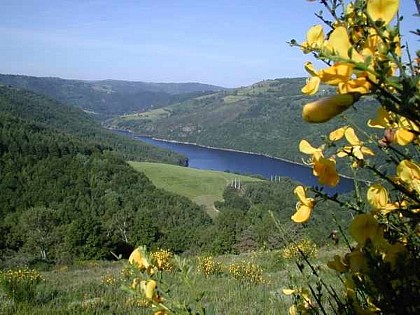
[[302, 93, 360, 123], [129, 247, 155, 275], [301, 62, 321, 95], [367, 0, 399, 25], [368, 107, 417, 146], [292, 186, 315, 223], [397, 160, 420, 193], [337, 127, 374, 161], [367, 184, 400, 214], [349, 214, 384, 246], [384, 242, 407, 270], [313, 156, 339, 187], [327, 255, 348, 273], [324, 26, 364, 63], [301, 25, 324, 53]]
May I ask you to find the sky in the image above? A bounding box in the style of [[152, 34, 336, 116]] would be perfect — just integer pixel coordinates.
[[1, 0, 419, 88]]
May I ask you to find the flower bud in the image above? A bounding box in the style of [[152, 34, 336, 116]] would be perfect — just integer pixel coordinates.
[[302, 93, 360, 123]]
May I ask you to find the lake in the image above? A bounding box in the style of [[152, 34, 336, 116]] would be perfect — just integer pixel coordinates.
[[124, 133, 354, 194]]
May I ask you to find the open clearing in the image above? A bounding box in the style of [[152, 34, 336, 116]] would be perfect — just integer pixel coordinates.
[[129, 161, 262, 217]]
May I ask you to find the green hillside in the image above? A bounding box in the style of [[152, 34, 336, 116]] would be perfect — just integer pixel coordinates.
[[0, 74, 225, 117], [106, 78, 379, 167], [129, 162, 262, 217], [0, 86, 186, 165], [0, 86, 212, 265]]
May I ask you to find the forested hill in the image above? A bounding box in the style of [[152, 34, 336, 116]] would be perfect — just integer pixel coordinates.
[[0, 86, 212, 264], [105, 78, 379, 165], [0, 74, 225, 117], [0, 86, 187, 165]]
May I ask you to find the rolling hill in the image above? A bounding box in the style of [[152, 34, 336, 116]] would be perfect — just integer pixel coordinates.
[[105, 78, 380, 166], [0, 74, 225, 117], [0, 85, 213, 264], [0, 86, 187, 165]]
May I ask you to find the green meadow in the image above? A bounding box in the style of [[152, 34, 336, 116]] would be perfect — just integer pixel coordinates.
[[0, 246, 347, 315], [128, 161, 262, 217]]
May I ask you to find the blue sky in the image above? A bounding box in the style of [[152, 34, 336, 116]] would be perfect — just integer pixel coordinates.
[[1, 0, 419, 87]]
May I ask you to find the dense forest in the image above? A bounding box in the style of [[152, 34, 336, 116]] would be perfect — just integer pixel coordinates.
[[0, 86, 212, 266], [0, 86, 187, 165]]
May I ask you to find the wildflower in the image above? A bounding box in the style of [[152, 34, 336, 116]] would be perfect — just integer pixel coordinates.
[[368, 107, 417, 146], [299, 139, 339, 186], [302, 93, 360, 123], [141, 279, 157, 300], [367, 0, 400, 25], [367, 184, 399, 214], [396, 160, 420, 193], [129, 247, 155, 275], [324, 26, 364, 63], [345, 247, 368, 273], [384, 242, 407, 270], [292, 186, 315, 223], [301, 25, 324, 53], [313, 156, 339, 186], [327, 255, 348, 273], [349, 214, 384, 246], [301, 62, 322, 95], [336, 127, 374, 162]]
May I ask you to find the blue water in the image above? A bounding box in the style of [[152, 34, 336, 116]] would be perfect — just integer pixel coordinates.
[[125, 133, 354, 194]]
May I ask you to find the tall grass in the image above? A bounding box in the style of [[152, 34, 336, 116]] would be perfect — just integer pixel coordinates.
[[0, 246, 345, 314]]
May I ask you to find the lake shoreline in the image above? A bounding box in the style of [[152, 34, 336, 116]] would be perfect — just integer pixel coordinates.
[[111, 128, 354, 181]]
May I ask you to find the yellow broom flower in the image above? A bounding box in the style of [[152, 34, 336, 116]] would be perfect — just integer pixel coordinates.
[[302, 93, 360, 123]]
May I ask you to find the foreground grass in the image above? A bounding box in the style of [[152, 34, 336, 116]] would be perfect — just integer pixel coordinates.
[[129, 162, 262, 217], [0, 246, 345, 315]]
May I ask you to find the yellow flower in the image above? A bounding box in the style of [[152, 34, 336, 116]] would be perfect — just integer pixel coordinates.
[[282, 288, 296, 295], [320, 63, 354, 86], [329, 126, 347, 141], [367, 0, 399, 25], [292, 186, 315, 223], [397, 160, 420, 193], [368, 107, 417, 146], [384, 242, 407, 270], [129, 247, 154, 275], [349, 214, 383, 246], [143, 280, 157, 300], [299, 139, 324, 160], [301, 62, 321, 95], [302, 93, 361, 123], [367, 184, 388, 209], [301, 25, 324, 53], [345, 247, 368, 273], [313, 156, 339, 187], [337, 127, 374, 160], [327, 255, 348, 272], [325, 26, 364, 63], [299, 139, 339, 186], [367, 184, 399, 214], [338, 76, 372, 94]]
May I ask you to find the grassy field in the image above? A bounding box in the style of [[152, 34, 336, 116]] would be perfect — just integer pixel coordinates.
[[128, 162, 262, 217], [121, 108, 171, 121], [0, 246, 346, 315]]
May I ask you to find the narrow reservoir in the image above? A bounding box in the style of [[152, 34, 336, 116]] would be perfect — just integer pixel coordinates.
[[126, 133, 355, 194]]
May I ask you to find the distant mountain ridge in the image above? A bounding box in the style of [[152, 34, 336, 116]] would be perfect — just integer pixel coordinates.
[[0, 74, 226, 117]]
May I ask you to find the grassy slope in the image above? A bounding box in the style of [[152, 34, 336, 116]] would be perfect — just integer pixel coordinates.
[[129, 162, 262, 217], [0, 246, 347, 315]]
